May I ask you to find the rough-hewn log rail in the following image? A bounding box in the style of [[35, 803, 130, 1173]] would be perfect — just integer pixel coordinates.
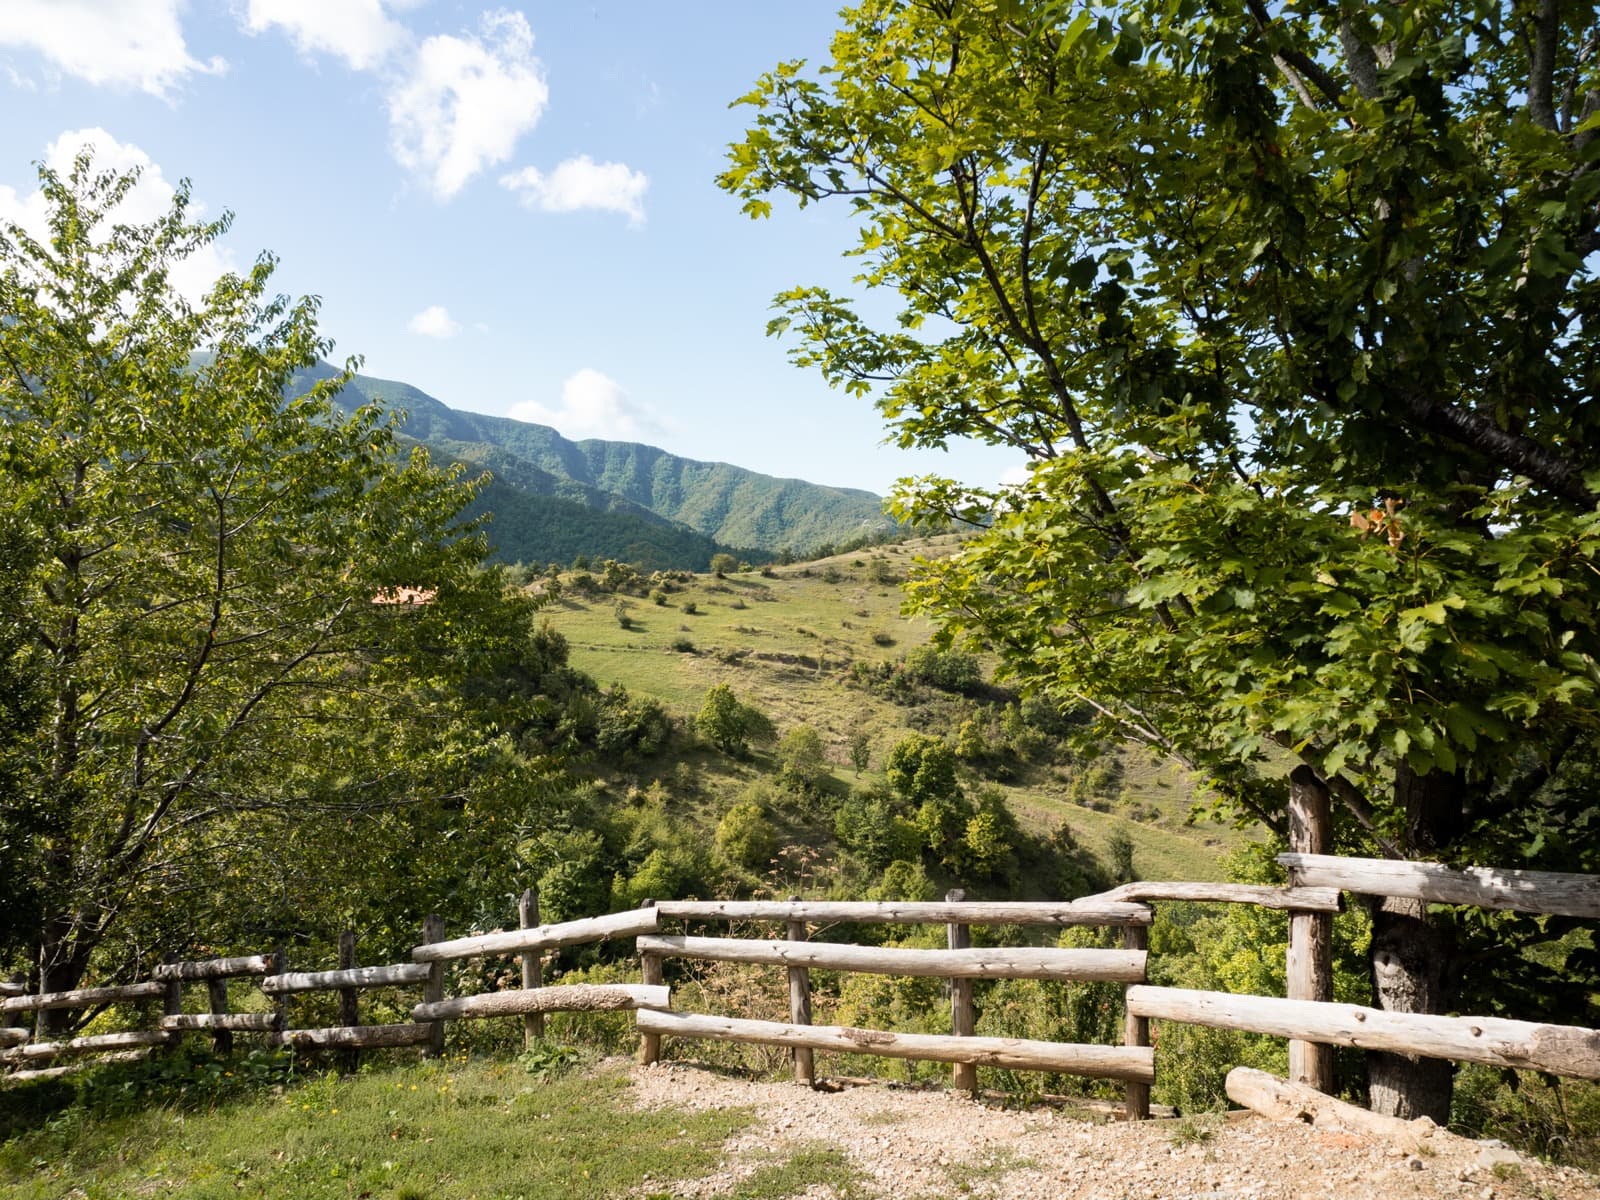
[[1126, 987, 1600, 1081], [1095, 882, 1343, 913], [0, 982, 23, 997], [638, 935, 1148, 983], [159, 1013, 282, 1032], [1225, 1067, 1438, 1150], [0, 1029, 29, 1049], [3, 1030, 175, 1061], [412, 984, 669, 1023], [637, 1010, 1155, 1082], [656, 899, 1151, 927], [0, 982, 167, 1013], [412, 908, 661, 962], [3, 1049, 150, 1082], [152, 955, 275, 981], [1276, 854, 1600, 919], [275, 1023, 434, 1051], [260, 963, 433, 995]]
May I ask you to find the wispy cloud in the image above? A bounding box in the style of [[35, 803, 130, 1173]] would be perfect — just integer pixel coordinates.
[[407, 304, 461, 338], [242, 0, 407, 71], [500, 154, 648, 225], [508, 369, 668, 440], [0, 0, 224, 98], [388, 10, 548, 200]]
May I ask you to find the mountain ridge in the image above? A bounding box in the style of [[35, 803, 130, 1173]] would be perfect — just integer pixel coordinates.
[[301, 363, 899, 568]]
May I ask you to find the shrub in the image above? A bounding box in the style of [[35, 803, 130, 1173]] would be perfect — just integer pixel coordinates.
[[904, 645, 983, 693], [871, 630, 896, 646], [710, 552, 738, 577], [777, 724, 828, 790], [715, 801, 778, 870], [670, 636, 696, 653], [848, 729, 871, 774], [695, 684, 775, 756], [681, 600, 698, 615]]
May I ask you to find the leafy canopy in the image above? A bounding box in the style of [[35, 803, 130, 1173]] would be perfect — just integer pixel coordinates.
[[0, 150, 550, 989], [721, 0, 1600, 869]]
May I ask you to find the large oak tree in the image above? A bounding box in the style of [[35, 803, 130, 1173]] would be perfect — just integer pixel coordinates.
[[724, 0, 1600, 1118]]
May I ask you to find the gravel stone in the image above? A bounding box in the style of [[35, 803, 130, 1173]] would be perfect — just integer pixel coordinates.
[[624, 1060, 1598, 1200]]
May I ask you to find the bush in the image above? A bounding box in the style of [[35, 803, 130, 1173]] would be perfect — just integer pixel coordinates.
[[871, 630, 896, 646], [670, 636, 695, 653], [695, 684, 775, 756], [715, 801, 778, 870], [710, 553, 738, 577], [777, 724, 828, 790], [848, 729, 871, 774], [681, 600, 698, 615], [904, 645, 983, 693]]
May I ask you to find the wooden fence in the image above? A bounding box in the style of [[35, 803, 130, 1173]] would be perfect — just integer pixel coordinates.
[[4, 831, 1597, 1118]]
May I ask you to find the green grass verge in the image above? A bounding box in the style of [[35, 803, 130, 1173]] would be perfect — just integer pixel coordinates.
[[0, 1057, 750, 1200]]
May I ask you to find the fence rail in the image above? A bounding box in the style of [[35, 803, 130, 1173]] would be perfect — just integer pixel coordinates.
[[4, 840, 1596, 1130]]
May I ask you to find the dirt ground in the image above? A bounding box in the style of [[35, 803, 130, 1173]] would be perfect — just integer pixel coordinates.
[[627, 1061, 1597, 1200]]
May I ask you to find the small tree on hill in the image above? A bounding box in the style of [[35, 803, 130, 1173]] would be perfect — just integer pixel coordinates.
[[710, 552, 739, 578], [696, 684, 776, 757]]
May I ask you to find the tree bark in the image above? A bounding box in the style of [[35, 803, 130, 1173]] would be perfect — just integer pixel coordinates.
[[1366, 763, 1458, 1122]]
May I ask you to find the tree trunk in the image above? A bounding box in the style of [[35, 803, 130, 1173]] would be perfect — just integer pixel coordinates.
[[1365, 763, 1458, 1122]]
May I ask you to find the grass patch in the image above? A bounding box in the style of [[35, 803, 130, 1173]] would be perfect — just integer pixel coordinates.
[[723, 1145, 866, 1200], [0, 1057, 750, 1200]]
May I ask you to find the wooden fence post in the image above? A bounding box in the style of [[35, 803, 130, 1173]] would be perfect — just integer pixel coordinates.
[[270, 946, 288, 1039], [946, 888, 977, 1095], [1122, 925, 1151, 1120], [206, 976, 234, 1057], [160, 961, 183, 1055], [638, 900, 662, 1065], [421, 915, 446, 1059], [1287, 766, 1334, 1092], [520, 888, 545, 1047], [785, 896, 814, 1087], [337, 931, 359, 1072]]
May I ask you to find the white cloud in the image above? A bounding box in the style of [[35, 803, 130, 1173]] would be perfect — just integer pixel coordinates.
[[0, 129, 236, 304], [387, 9, 548, 200], [508, 369, 668, 440], [242, 0, 407, 71], [0, 1, 224, 97], [998, 462, 1033, 487], [407, 304, 460, 338], [500, 154, 648, 225]]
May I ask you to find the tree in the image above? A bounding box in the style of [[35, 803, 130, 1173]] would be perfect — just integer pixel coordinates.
[[709, 552, 739, 577], [777, 723, 829, 789], [0, 152, 516, 1016], [695, 684, 776, 756], [724, 0, 1600, 1120]]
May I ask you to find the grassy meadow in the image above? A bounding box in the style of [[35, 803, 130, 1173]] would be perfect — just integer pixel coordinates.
[[544, 537, 1248, 887]]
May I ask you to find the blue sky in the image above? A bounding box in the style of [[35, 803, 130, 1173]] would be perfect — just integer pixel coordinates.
[[0, 1, 1024, 496]]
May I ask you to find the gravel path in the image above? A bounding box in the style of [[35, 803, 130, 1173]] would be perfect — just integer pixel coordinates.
[[627, 1061, 1597, 1200]]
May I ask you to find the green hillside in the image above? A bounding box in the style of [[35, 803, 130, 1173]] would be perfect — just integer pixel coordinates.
[[298, 364, 900, 567], [543, 537, 1249, 886]]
